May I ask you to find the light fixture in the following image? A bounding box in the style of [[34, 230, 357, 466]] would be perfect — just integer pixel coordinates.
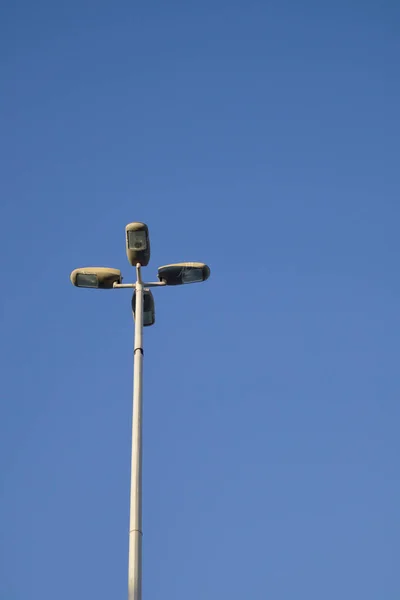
[[132, 289, 155, 327], [70, 267, 122, 289], [125, 222, 151, 267], [157, 262, 211, 286]]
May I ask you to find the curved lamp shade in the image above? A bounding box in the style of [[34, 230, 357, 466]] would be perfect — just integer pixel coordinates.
[[70, 267, 122, 289], [132, 289, 155, 326], [125, 222, 151, 267], [157, 262, 210, 286]]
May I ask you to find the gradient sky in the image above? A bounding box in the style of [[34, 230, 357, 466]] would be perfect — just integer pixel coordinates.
[[1, 1, 399, 598]]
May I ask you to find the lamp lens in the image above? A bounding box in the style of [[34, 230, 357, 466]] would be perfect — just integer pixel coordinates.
[[127, 230, 147, 251], [76, 273, 99, 288], [143, 311, 154, 326], [182, 267, 203, 284]]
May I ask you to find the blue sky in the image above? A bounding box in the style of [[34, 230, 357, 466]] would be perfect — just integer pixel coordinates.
[[1, 1, 399, 598]]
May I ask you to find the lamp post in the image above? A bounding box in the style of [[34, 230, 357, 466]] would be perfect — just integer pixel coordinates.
[[70, 222, 210, 600]]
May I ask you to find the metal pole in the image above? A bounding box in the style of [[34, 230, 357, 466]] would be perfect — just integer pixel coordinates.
[[128, 264, 144, 600]]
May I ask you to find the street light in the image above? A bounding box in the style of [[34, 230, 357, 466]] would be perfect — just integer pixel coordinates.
[[70, 223, 210, 600]]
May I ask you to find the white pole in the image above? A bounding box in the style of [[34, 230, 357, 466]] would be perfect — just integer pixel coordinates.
[[128, 265, 144, 600]]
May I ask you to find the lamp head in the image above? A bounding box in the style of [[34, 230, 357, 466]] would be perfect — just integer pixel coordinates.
[[70, 267, 122, 289], [125, 222, 151, 267], [157, 262, 210, 286], [132, 289, 155, 326]]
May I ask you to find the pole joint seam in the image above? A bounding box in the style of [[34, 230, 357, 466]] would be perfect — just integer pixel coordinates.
[[134, 348, 144, 355]]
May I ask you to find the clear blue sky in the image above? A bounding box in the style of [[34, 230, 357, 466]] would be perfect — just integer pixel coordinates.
[[1, 1, 399, 598]]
